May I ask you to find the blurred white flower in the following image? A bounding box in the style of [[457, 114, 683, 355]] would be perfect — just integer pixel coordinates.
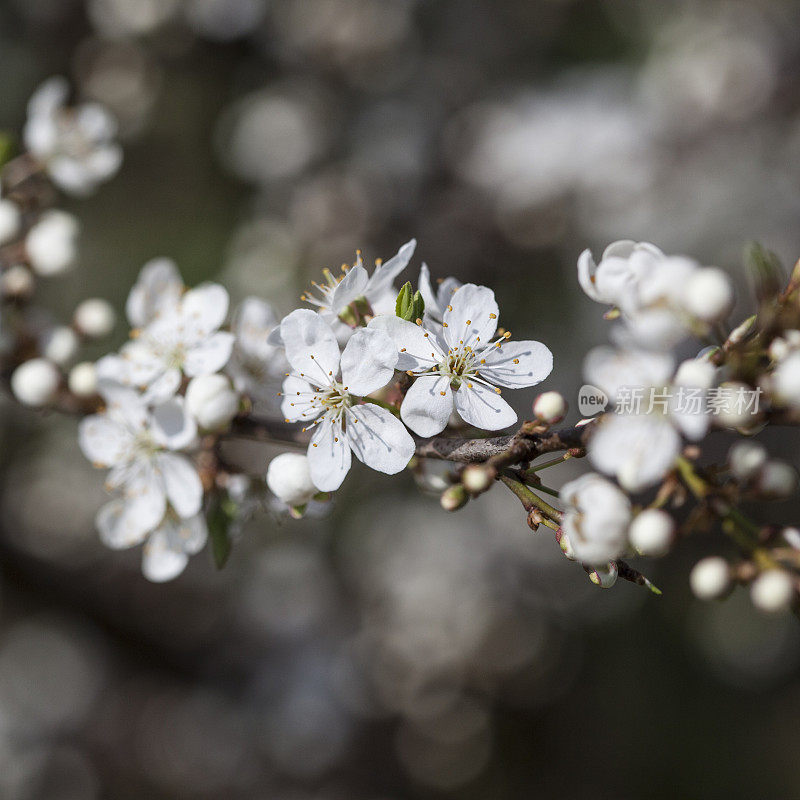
[[23, 77, 122, 196], [280, 310, 414, 491], [185, 373, 240, 431], [79, 385, 201, 550], [140, 513, 208, 582], [560, 472, 631, 566], [97, 282, 234, 404], [10, 358, 60, 407], [266, 452, 317, 507], [370, 283, 552, 436], [125, 257, 183, 328]]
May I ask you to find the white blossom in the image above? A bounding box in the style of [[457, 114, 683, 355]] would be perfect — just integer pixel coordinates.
[[266, 453, 317, 507], [417, 262, 461, 325], [23, 77, 122, 196], [0, 192, 21, 245], [226, 297, 287, 412], [369, 283, 552, 436], [96, 282, 234, 403], [559, 472, 631, 566], [79, 386, 202, 550], [125, 257, 184, 328], [279, 310, 415, 491], [40, 325, 79, 366], [25, 210, 79, 276], [10, 358, 60, 406], [185, 373, 240, 431], [771, 351, 800, 410], [681, 267, 734, 322], [300, 239, 416, 328]]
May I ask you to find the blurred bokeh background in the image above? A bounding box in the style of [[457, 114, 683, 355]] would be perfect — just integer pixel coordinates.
[[2, 0, 800, 797]]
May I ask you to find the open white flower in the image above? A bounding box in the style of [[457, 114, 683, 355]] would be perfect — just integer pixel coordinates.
[[560, 472, 631, 566], [79, 386, 202, 550], [417, 262, 461, 325], [226, 297, 287, 412], [96, 282, 234, 403], [279, 309, 415, 491], [585, 348, 715, 492], [578, 240, 664, 308], [369, 284, 553, 436], [301, 239, 417, 324], [125, 257, 184, 328], [23, 76, 122, 196]]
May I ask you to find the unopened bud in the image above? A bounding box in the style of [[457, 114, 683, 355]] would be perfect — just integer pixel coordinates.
[[727, 314, 757, 345], [728, 440, 767, 481], [0, 198, 21, 245], [11, 358, 60, 407], [68, 361, 97, 397], [629, 509, 674, 557], [25, 210, 79, 276], [0, 265, 33, 298], [74, 298, 116, 338], [756, 460, 798, 499], [266, 453, 317, 507], [40, 325, 79, 366], [462, 464, 493, 494], [440, 484, 468, 511], [533, 390, 566, 423], [185, 374, 240, 431], [682, 267, 734, 322], [557, 529, 577, 560], [690, 556, 731, 600], [588, 562, 618, 588], [782, 527, 800, 550], [750, 570, 795, 613]]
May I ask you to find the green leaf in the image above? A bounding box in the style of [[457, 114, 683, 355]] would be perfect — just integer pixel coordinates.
[[207, 492, 236, 569], [396, 282, 425, 322], [0, 133, 15, 171]]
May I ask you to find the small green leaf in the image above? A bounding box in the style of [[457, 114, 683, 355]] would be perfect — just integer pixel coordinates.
[[207, 492, 236, 569], [395, 281, 413, 319], [410, 290, 425, 322], [0, 133, 16, 171]]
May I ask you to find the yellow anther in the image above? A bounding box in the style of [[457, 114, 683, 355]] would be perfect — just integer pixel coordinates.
[[489, 313, 497, 319]]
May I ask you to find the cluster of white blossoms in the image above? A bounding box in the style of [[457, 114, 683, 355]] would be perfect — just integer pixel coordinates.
[[3, 79, 800, 620]]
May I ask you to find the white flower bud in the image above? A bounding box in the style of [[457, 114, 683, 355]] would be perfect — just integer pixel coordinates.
[[769, 337, 790, 362], [25, 210, 79, 276], [728, 440, 767, 481], [557, 530, 577, 560], [533, 391, 566, 423], [462, 464, 493, 494], [441, 484, 468, 511], [588, 562, 618, 588], [73, 298, 116, 338], [266, 453, 317, 506], [68, 361, 97, 397], [772, 352, 800, 408], [750, 570, 795, 613], [11, 358, 60, 406], [40, 325, 79, 366], [0, 265, 34, 298], [185, 373, 239, 431], [0, 198, 21, 245], [682, 267, 734, 322], [629, 509, 674, 556], [714, 381, 759, 429], [782, 527, 800, 550], [674, 358, 715, 389], [757, 460, 798, 498], [690, 556, 730, 600]]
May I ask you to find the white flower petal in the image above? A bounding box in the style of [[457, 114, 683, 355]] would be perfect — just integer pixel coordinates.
[[141, 368, 182, 405], [184, 332, 235, 376], [121, 463, 167, 537], [479, 340, 553, 388], [142, 524, 189, 583], [95, 499, 149, 550], [577, 248, 602, 301], [308, 417, 351, 491], [400, 374, 453, 436], [78, 415, 132, 467], [281, 375, 323, 423], [280, 309, 341, 378], [453, 382, 517, 431], [179, 283, 229, 340], [346, 404, 415, 475], [126, 257, 183, 328], [233, 297, 278, 359], [157, 453, 203, 518], [368, 315, 443, 371], [365, 239, 416, 299], [589, 414, 680, 492], [340, 328, 398, 396], [442, 283, 499, 350], [150, 397, 197, 450], [330, 264, 369, 313]]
